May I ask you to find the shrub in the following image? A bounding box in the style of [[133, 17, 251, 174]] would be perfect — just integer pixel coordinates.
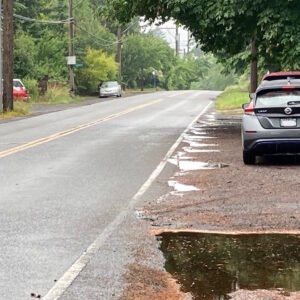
[[23, 78, 39, 102], [75, 48, 118, 94]]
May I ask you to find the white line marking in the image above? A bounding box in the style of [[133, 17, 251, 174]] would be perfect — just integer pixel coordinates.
[[43, 101, 213, 300]]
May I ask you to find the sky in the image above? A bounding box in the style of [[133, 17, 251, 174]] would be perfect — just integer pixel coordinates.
[[141, 19, 195, 55]]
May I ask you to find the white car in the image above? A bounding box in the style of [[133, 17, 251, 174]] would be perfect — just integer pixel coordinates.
[[99, 81, 122, 98]]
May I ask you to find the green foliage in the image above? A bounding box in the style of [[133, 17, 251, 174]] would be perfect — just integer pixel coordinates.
[[74, 1, 117, 56], [41, 85, 77, 104], [167, 58, 199, 90], [191, 55, 238, 91], [14, 30, 37, 79], [35, 29, 68, 80], [23, 78, 39, 102], [216, 82, 249, 111], [13, 0, 234, 101], [76, 48, 118, 94], [122, 34, 174, 89], [0, 102, 31, 119], [106, 0, 300, 76]]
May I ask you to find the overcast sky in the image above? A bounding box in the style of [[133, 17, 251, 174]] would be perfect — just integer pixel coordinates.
[[141, 19, 195, 55]]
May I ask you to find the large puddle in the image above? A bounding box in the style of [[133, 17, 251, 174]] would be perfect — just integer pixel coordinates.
[[158, 233, 300, 299]]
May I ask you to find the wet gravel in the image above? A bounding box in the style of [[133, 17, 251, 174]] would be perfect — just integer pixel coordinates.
[[142, 110, 300, 234], [121, 108, 300, 300]]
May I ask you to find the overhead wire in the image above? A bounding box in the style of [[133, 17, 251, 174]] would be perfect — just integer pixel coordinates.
[[13, 13, 73, 24], [73, 0, 85, 9], [76, 25, 120, 47]]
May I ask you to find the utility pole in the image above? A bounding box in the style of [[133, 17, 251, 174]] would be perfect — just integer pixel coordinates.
[[175, 25, 179, 56], [69, 0, 75, 94], [116, 26, 122, 82], [250, 35, 258, 93], [187, 30, 190, 56], [3, 0, 14, 112], [0, 0, 3, 112]]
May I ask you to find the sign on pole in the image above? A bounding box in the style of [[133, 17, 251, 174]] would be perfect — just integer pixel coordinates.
[[67, 56, 76, 66]]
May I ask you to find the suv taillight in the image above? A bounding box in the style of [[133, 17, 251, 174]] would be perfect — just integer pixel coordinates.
[[244, 101, 255, 115]]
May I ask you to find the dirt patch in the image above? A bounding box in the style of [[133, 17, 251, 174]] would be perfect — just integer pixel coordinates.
[[120, 264, 189, 300]]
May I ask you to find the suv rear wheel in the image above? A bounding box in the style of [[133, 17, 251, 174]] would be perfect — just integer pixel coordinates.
[[243, 151, 256, 165]]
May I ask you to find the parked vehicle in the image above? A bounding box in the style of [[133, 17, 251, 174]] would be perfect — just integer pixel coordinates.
[[13, 79, 30, 102], [242, 72, 300, 164], [99, 81, 122, 98]]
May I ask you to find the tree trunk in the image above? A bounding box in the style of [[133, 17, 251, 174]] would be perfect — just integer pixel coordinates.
[[3, 0, 14, 112], [140, 68, 144, 91], [250, 36, 258, 93]]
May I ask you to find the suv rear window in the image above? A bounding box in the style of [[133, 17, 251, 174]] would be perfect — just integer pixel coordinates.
[[256, 90, 300, 108], [264, 75, 300, 81]]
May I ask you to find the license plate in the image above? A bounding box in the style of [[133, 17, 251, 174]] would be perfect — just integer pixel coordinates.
[[280, 118, 297, 127]]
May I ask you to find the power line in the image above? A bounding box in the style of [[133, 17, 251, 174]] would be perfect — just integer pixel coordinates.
[[76, 25, 120, 47], [121, 19, 139, 34], [14, 13, 73, 24], [73, 0, 85, 9]]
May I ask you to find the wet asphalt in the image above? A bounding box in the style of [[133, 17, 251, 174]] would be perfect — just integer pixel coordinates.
[[0, 90, 219, 299]]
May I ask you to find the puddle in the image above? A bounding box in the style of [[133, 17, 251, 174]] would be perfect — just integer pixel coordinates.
[[190, 130, 208, 135], [168, 180, 199, 193], [183, 141, 219, 148], [184, 134, 217, 140], [158, 233, 300, 300], [183, 147, 220, 153], [168, 158, 227, 171]]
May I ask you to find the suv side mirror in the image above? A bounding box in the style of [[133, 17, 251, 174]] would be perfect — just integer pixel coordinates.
[[249, 93, 255, 100], [242, 103, 250, 110]]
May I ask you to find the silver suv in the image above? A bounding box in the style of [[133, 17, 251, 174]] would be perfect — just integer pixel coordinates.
[[242, 73, 300, 164]]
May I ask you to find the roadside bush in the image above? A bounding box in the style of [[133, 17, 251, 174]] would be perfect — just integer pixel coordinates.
[[42, 85, 76, 104], [75, 48, 118, 94], [23, 78, 39, 102]]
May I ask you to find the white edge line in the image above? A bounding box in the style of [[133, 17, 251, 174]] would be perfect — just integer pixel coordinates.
[[42, 100, 213, 300]]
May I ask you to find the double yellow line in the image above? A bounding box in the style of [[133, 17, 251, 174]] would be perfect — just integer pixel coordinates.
[[0, 99, 162, 159]]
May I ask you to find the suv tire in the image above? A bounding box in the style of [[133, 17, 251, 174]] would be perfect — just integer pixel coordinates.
[[243, 151, 255, 165]]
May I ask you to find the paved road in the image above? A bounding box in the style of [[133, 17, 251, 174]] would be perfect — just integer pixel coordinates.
[[0, 90, 219, 299]]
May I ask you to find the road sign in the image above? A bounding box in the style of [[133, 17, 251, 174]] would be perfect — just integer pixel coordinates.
[[74, 63, 84, 69], [67, 56, 76, 65]]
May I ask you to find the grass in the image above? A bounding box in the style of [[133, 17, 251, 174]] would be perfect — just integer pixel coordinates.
[[0, 102, 31, 119], [32, 85, 84, 104], [215, 82, 249, 111]]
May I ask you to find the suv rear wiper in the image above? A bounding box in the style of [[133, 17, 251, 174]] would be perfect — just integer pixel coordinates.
[[287, 101, 300, 106]]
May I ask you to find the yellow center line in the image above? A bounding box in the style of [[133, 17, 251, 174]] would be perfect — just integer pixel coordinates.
[[167, 91, 190, 98], [0, 99, 163, 159]]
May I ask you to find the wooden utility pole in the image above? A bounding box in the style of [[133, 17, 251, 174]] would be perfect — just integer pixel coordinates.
[[3, 0, 14, 112], [175, 26, 179, 55], [0, 0, 3, 112], [250, 36, 258, 93], [116, 26, 122, 82], [187, 30, 190, 56], [69, 0, 75, 93]]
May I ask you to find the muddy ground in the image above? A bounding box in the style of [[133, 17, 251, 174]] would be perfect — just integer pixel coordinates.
[[120, 107, 300, 300]]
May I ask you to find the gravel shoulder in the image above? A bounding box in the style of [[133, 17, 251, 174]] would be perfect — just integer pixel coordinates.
[[120, 106, 300, 300]]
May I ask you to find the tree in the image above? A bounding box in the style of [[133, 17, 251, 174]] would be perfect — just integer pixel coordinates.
[[122, 34, 174, 90], [75, 48, 118, 94], [105, 0, 300, 92]]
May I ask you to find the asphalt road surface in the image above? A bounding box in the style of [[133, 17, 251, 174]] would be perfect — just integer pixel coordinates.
[[0, 90, 219, 299]]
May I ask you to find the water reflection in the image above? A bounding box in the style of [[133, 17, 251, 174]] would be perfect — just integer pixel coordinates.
[[158, 233, 300, 299]]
